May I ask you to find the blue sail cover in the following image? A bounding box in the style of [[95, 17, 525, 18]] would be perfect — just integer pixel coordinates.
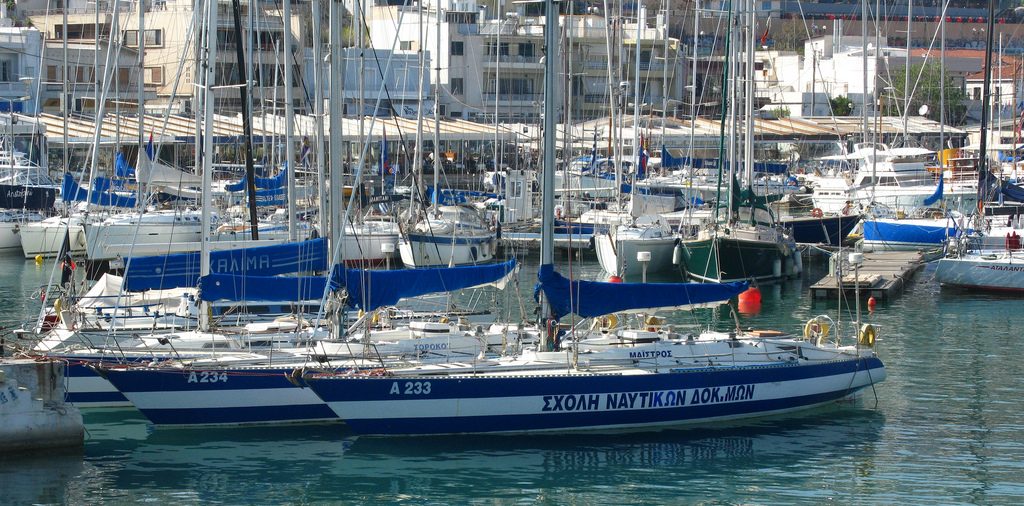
[[201, 274, 328, 303], [124, 238, 327, 291], [200, 258, 518, 309], [340, 259, 517, 311], [115, 152, 136, 177], [61, 173, 137, 208], [225, 166, 288, 192], [535, 264, 748, 319], [922, 176, 944, 206]]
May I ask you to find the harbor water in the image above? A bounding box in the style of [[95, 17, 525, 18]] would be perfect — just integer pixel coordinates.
[[1, 249, 1023, 504]]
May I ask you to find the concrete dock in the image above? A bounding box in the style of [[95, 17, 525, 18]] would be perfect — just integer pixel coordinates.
[[809, 250, 931, 301], [0, 359, 84, 453]]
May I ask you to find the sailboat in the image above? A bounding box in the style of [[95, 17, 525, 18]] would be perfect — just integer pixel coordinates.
[[298, 0, 884, 436], [676, 4, 799, 284], [933, 1, 1024, 292]]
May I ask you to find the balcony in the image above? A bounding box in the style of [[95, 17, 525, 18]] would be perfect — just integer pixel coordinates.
[[483, 93, 543, 104], [482, 55, 543, 69]]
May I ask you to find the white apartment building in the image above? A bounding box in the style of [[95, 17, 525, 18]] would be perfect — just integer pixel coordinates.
[[0, 7, 42, 114], [362, 0, 684, 123], [22, 0, 305, 114]]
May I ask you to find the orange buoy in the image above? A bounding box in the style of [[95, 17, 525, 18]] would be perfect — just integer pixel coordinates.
[[608, 275, 623, 283], [738, 287, 762, 304], [737, 299, 762, 316], [867, 296, 877, 312]]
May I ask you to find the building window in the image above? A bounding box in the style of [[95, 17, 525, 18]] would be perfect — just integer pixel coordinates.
[[400, 41, 413, 51], [47, 65, 59, 81], [123, 29, 163, 47], [0, 56, 12, 82], [519, 43, 534, 57], [118, 68, 130, 87], [145, 66, 164, 85], [973, 87, 980, 101], [451, 41, 464, 56], [451, 78, 464, 95]]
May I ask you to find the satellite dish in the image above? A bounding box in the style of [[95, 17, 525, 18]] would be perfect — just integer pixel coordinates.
[[919, 104, 930, 116]]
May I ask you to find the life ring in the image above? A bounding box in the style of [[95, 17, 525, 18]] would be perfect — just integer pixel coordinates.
[[599, 314, 618, 330], [858, 324, 877, 347], [931, 211, 944, 220], [645, 315, 664, 332], [803, 317, 831, 344], [811, 208, 824, 218]]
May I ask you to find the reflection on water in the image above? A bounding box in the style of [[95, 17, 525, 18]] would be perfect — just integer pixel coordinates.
[[0, 407, 887, 504]]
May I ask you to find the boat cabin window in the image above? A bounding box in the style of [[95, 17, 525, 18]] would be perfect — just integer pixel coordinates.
[[202, 342, 232, 349]]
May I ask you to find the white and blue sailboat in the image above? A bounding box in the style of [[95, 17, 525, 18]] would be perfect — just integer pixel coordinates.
[[298, 0, 885, 436]]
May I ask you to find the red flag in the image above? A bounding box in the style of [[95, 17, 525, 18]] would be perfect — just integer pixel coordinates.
[[760, 18, 771, 47]]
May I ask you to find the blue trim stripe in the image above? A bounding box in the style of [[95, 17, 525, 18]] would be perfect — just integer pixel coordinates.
[[311, 359, 882, 402], [102, 367, 299, 392], [342, 388, 862, 435], [405, 233, 494, 245], [67, 391, 129, 404]]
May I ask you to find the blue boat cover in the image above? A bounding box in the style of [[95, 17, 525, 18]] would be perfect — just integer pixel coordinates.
[[225, 166, 288, 192], [200, 274, 328, 303], [340, 259, 517, 311], [124, 238, 327, 291], [426, 187, 499, 206], [61, 173, 137, 208], [535, 264, 748, 319], [199, 258, 518, 309]]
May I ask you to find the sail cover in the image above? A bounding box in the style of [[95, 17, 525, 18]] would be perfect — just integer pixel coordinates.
[[339, 259, 517, 311], [199, 258, 518, 308], [124, 238, 328, 291], [535, 264, 748, 319], [225, 166, 288, 192], [61, 173, 137, 208], [0, 184, 57, 210]]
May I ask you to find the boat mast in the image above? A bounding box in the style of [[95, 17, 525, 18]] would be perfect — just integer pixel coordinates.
[[312, 0, 327, 231], [329, 0, 344, 247], [230, 0, 260, 239], [432, 0, 442, 208], [861, 0, 868, 146], [199, 0, 218, 332], [136, 0, 145, 195], [539, 0, 557, 351], [743, 0, 754, 197], [283, 0, 297, 241], [977, 0, 997, 207]]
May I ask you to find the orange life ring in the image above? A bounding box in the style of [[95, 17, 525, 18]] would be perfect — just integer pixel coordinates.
[[811, 208, 824, 218]]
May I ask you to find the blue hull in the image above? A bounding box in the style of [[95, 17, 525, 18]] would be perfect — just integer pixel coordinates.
[[101, 366, 338, 426], [782, 215, 861, 246], [306, 358, 884, 435]]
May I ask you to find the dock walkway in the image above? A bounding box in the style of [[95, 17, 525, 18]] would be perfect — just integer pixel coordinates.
[[809, 250, 932, 301]]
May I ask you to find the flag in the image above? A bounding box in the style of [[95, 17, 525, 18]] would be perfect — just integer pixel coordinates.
[[145, 132, 154, 161], [637, 134, 648, 180], [590, 134, 598, 173], [760, 18, 771, 47], [380, 129, 392, 176], [299, 136, 311, 168], [59, 230, 75, 288]]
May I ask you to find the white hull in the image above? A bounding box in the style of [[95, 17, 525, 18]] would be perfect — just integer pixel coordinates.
[[934, 250, 1024, 291], [85, 216, 205, 260], [20, 218, 87, 258], [595, 229, 678, 278], [399, 233, 498, 267]]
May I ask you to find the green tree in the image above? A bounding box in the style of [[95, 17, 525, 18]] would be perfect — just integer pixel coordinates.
[[830, 95, 854, 116], [882, 62, 968, 126]]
